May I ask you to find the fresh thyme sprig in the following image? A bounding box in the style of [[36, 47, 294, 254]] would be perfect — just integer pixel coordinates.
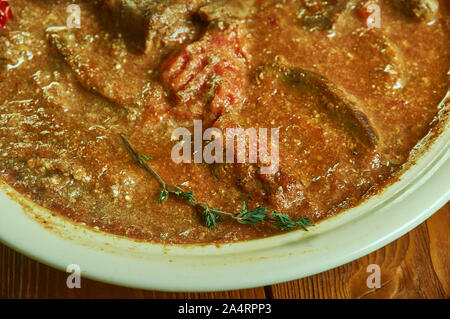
[[120, 134, 314, 231]]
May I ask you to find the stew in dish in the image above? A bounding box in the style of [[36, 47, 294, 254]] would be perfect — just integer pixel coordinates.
[[0, 0, 448, 243]]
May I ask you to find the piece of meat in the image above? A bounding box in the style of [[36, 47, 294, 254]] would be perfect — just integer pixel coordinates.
[[386, 0, 439, 20], [333, 28, 409, 165], [198, 0, 256, 27], [210, 62, 384, 217], [105, 0, 149, 50], [105, 0, 203, 54], [161, 23, 251, 124], [270, 63, 379, 148], [46, 23, 152, 111], [32, 70, 83, 113], [353, 28, 406, 95], [297, 0, 349, 31]]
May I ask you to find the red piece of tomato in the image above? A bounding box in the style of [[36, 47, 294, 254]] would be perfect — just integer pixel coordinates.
[[0, 1, 13, 29]]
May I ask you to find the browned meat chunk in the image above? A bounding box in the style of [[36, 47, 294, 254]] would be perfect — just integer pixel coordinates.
[[47, 26, 149, 110], [198, 0, 256, 27], [335, 28, 409, 165], [297, 0, 349, 31], [386, 0, 439, 20], [354, 28, 406, 95], [105, 0, 150, 50], [251, 63, 378, 148], [105, 0, 203, 53], [280, 65, 379, 148]]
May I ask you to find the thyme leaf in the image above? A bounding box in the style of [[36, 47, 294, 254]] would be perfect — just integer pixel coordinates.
[[202, 205, 220, 229], [172, 186, 196, 202], [140, 154, 154, 161], [237, 203, 269, 225], [158, 189, 169, 203], [270, 213, 313, 231]]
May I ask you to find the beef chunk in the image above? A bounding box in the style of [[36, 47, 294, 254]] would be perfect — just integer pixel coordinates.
[[198, 0, 256, 27], [270, 63, 379, 148], [297, 0, 349, 31], [338, 28, 409, 165], [386, 0, 439, 20], [47, 25, 149, 109], [105, 0, 150, 50], [31, 70, 86, 113], [352, 28, 406, 95], [105, 0, 203, 54]]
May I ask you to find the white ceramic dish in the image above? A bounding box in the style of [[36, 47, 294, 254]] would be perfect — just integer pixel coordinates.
[[0, 97, 449, 292]]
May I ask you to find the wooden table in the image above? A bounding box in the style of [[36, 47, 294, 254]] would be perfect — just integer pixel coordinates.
[[1, 203, 448, 299]]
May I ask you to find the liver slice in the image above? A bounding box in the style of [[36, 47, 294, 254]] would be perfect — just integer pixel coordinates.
[[280, 65, 379, 148], [105, 0, 203, 53]]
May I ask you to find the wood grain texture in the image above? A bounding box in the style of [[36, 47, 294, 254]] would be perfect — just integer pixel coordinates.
[[270, 203, 449, 299], [0, 203, 448, 299]]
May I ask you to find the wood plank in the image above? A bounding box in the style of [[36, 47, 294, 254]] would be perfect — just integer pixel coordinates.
[[269, 204, 449, 299], [426, 204, 450, 296]]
